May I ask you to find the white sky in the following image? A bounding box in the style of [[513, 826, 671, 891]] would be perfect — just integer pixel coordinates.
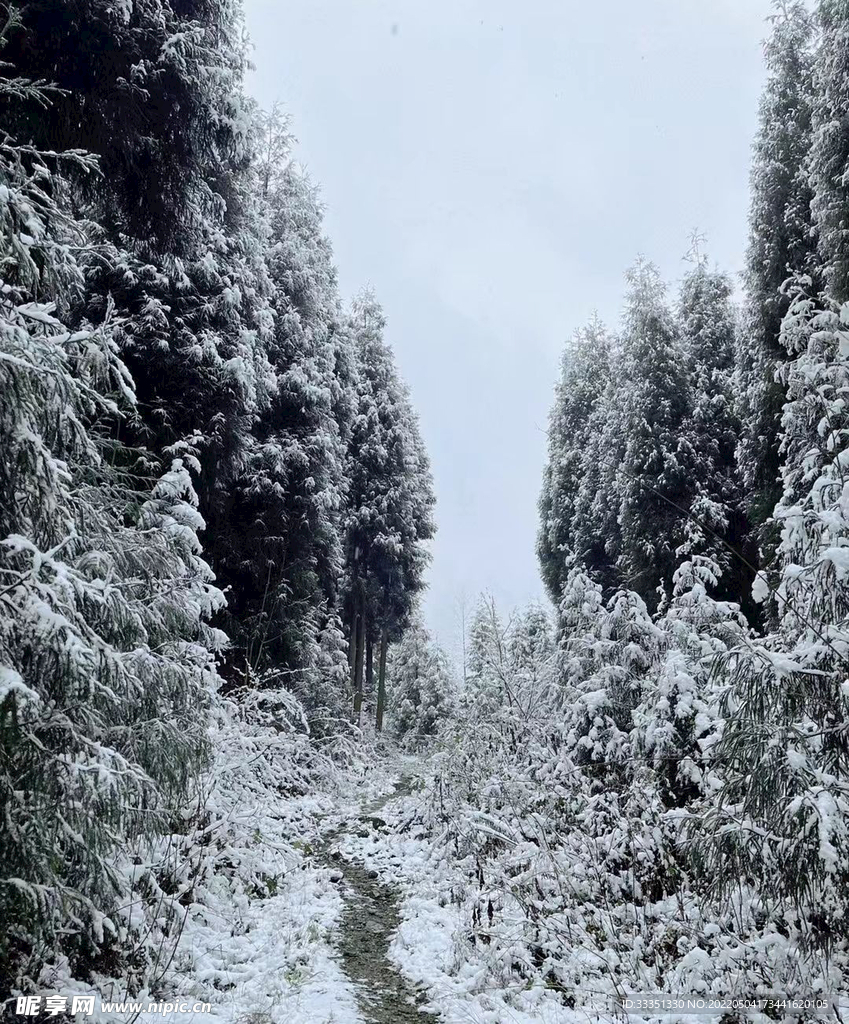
[[242, 0, 772, 650]]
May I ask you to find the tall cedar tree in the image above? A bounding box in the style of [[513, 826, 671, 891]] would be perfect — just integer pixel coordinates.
[[344, 293, 436, 723], [537, 316, 612, 601], [677, 260, 753, 610], [3, 0, 277, 561], [216, 114, 353, 714], [811, 0, 849, 303], [0, 0, 438, 997], [706, 0, 849, 950], [614, 259, 692, 610], [738, 1, 817, 537]]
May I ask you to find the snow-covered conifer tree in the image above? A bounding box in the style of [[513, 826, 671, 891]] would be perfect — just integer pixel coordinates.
[[0, 80, 225, 994], [811, 0, 849, 304], [738, 1, 817, 534], [677, 260, 750, 605], [560, 574, 663, 783], [343, 293, 436, 725], [216, 117, 351, 708], [633, 502, 748, 808], [614, 259, 692, 608], [538, 316, 612, 601], [707, 288, 849, 954], [387, 619, 454, 747]]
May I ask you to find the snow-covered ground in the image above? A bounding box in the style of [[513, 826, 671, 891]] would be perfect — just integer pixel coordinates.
[[74, 752, 585, 1024], [49, 745, 400, 1024], [52, 750, 821, 1024], [150, 796, 363, 1024], [137, 775, 397, 1024], [336, 765, 587, 1024], [54, 789, 366, 1024]]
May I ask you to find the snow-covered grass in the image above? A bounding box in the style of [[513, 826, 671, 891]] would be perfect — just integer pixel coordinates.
[[334, 746, 849, 1024], [142, 792, 363, 1024], [31, 795, 367, 1024], [338, 765, 589, 1024]]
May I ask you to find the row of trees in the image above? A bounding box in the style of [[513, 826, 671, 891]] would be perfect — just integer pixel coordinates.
[[536, 0, 849, 945], [538, 1, 828, 619], [0, 0, 433, 998], [538, 254, 743, 615], [416, 0, 849, 1007]]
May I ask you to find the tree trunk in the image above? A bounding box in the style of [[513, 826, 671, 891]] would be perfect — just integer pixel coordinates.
[[366, 635, 374, 697], [353, 591, 366, 724], [376, 627, 389, 733], [348, 598, 359, 679]]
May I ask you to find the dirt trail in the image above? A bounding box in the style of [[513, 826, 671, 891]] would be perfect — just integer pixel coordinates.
[[322, 777, 440, 1024]]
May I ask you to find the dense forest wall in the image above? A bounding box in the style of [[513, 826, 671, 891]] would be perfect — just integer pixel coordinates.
[[0, 0, 434, 998]]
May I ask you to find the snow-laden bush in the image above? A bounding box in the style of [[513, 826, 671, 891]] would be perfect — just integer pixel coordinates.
[[415, 572, 842, 1012]]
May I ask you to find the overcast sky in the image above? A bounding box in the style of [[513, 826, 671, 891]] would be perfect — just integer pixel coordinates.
[[243, 0, 772, 651]]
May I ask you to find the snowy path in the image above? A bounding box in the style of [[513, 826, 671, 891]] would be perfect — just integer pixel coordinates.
[[323, 776, 441, 1023], [334, 762, 588, 1024], [129, 758, 580, 1024], [126, 763, 437, 1024]]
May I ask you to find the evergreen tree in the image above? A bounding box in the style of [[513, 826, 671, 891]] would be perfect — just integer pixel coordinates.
[[571, 366, 625, 595], [677, 259, 751, 608], [811, 0, 849, 304], [707, 290, 849, 952], [0, 80, 223, 993], [388, 618, 454, 747], [215, 118, 351, 709], [614, 259, 692, 609], [679, 262, 738, 509], [5, 0, 278, 578], [83, 157, 276, 516], [707, 9, 849, 947], [466, 594, 510, 712], [559, 573, 663, 784], [538, 316, 612, 601], [508, 603, 555, 676], [343, 293, 436, 724], [738, 1, 817, 533], [633, 504, 748, 808], [0, 0, 444, 1001], [2, 0, 252, 253], [463, 596, 559, 751]]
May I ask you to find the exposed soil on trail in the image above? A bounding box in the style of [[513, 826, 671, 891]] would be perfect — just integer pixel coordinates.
[[322, 778, 440, 1024]]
